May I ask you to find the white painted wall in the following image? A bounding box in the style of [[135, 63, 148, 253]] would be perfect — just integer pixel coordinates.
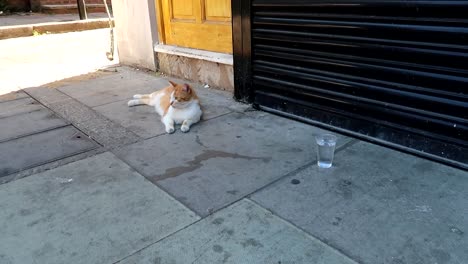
[[111, 0, 158, 70]]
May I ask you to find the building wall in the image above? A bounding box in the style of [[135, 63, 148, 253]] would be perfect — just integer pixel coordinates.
[[111, 0, 158, 71], [109, 0, 234, 91]]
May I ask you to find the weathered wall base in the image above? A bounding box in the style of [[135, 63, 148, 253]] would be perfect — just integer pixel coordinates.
[[157, 53, 234, 92], [112, 0, 158, 71]]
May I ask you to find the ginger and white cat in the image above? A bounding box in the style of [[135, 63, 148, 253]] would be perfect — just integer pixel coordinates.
[[127, 81, 202, 134]]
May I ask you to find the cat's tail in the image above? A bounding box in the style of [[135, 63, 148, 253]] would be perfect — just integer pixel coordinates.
[[128, 94, 151, 107]]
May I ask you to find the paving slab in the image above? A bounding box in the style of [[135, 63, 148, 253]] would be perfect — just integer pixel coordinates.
[[95, 100, 165, 138], [118, 199, 357, 264], [0, 90, 28, 103], [0, 126, 97, 177], [0, 147, 105, 185], [0, 152, 199, 264], [26, 86, 141, 147], [53, 67, 248, 139], [93, 85, 246, 139], [0, 108, 68, 142], [57, 70, 164, 107], [114, 111, 351, 216], [0, 97, 42, 118], [251, 141, 468, 264], [57, 68, 246, 117], [25, 85, 71, 104]]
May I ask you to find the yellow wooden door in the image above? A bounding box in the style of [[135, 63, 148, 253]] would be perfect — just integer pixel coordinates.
[[159, 0, 232, 53]]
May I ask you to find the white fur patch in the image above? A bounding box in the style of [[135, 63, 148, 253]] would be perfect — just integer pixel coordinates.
[[166, 99, 202, 125], [152, 92, 166, 116], [127, 99, 139, 107]]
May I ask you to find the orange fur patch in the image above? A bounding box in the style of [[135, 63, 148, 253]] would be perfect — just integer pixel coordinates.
[[159, 81, 198, 115]]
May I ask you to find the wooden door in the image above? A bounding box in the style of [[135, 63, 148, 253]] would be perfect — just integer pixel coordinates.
[[159, 0, 232, 53]]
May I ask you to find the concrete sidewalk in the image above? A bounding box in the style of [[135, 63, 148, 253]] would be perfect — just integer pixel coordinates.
[[0, 67, 466, 264], [0, 28, 118, 95]]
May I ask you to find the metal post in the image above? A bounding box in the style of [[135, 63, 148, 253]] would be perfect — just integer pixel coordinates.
[[77, 0, 87, 20]]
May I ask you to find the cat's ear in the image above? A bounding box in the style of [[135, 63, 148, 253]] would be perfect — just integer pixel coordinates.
[[182, 84, 191, 93], [168, 80, 178, 87]]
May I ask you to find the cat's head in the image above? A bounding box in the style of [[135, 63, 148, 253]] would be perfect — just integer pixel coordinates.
[[169, 81, 197, 108]]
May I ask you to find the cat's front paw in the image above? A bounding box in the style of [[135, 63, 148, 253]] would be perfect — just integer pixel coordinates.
[[166, 127, 175, 134], [181, 125, 190, 133], [127, 100, 137, 107]]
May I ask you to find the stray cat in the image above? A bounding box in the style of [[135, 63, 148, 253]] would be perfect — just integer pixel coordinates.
[[127, 81, 202, 134]]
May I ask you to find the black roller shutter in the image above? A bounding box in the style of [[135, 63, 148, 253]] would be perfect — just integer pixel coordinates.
[[235, 0, 468, 169]]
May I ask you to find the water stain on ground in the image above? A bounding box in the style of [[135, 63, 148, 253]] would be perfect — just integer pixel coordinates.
[[241, 238, 263, 248], [212, 217, 224, 225], [213, 244, 223, 253], [222, 251, 232, 263], [431, 249, 451, 263], [337, 179, 353, 200], [195, 135, 207, 148], [153, 150, 271, 181], [278, 147, 303, 153]]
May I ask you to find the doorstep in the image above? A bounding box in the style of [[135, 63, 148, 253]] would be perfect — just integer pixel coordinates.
[[154, 44, 234, 92]]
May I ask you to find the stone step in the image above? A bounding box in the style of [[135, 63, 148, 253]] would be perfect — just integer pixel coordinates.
[[41, 4, 107, 14]]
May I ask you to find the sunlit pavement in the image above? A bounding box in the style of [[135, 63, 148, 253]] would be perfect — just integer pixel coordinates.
[[0, 28, 118, 95]]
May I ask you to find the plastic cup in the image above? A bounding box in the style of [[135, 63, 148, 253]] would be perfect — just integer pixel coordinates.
[[315, 134, 337, 168]]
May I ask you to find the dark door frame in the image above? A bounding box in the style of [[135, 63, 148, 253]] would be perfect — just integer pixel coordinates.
[[232, 0, 253, 103]]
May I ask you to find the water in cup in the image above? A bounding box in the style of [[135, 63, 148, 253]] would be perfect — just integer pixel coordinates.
[[315, 134, 337, 168]]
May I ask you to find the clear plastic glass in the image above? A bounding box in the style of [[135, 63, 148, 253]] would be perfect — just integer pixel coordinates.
[[315, 134, 337, 168]]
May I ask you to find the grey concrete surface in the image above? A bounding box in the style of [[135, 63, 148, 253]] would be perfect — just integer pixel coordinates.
[[93, 83, 247, 139], [0, 147, 105, 185], [95, 100, 165, 138], [0, 90, 28, 102], [0, 126, 97, 177], [0, 108, 68, 141], [0, 91, 102, 181], [25, 85, 140, 147], [0, 97, 42, 118], [56, 69, 162, 108], [55, 67, 247, 139], [251, 141, 468, 264], [113, 111, 351, 216], [0, 152, 199, 264], [2, 66, 466, 264], [118, 199, 357, 264]]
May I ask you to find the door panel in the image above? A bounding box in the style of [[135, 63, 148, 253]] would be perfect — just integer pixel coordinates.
[[170, 0, 195, 21], [161, 0, 232, 53], [203, 0, 231, 22]]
